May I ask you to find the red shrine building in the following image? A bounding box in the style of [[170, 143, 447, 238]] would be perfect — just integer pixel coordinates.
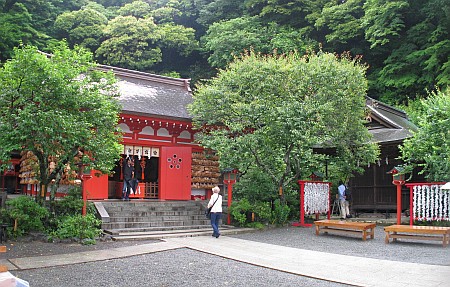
[[7, 66, 220, 201]]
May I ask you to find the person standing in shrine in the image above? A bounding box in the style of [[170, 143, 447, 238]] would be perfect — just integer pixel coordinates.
[[208, 186, 222, 238], [123, 157, 134, 201], [338, 180, 350, 219]]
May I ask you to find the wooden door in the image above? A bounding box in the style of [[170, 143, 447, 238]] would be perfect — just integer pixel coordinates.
[[159, 146, 192, 200]]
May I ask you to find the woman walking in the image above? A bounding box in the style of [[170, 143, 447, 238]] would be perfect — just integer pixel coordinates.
[[208, 186, 222, 238]]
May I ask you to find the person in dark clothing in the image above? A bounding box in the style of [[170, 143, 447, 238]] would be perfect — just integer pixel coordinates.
[[122, 158, 134, 201]]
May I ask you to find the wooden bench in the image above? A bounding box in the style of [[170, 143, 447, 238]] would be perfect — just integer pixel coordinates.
[[0, 245, 7, 272], [314, 219, 376, 241], [384, 225, 450, 247]]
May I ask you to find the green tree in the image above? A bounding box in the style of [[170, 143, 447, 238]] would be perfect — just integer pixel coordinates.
[[54, 8, 108, 51], [189, 51, 378, 201], [0, 3, 42, 61], [373, 0, 450, 103], [0, 42, 123, 203], [195, 0, 244, 26], [362, 0, 409, 48], [202, 16, 316, 68], [95, 15, 163, 70], [96, 14, 197, 72], [400, 88, 450, 181], [314, 0, 365, 47], [117, 0, 153, 18]]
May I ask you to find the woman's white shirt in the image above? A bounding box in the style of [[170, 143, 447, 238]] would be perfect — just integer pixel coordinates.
[[208, 193, 222, 212]]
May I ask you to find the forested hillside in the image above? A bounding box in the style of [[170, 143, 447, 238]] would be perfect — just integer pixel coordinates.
[[0, 0, 448, 104]]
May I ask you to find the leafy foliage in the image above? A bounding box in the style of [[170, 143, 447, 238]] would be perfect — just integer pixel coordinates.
[[53, 186, 85, 216], [362, 0, 409, 48], [96, 15, 198, 71], [400, 88, 450, 181], [54, 8, 108, 51], [0, 0, 448, 102], [0, 42, 123, 202], [202, 16, 316, 68], [49, 214, 102, 245], [190, 51, 378, 208], [229, 198, 289, 226], [5, 196, 49, 237], [0, 3, 42, 61]]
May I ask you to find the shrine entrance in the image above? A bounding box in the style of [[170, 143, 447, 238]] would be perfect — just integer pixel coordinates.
[[109, 151, 160, 199], [109, 146, 192, 200]]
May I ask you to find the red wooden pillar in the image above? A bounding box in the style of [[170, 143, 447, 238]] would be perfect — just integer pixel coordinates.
[[292, 181, 312, 227], [81, 173, 92, 216], [408, 184, 414, 226], [387, 167, 405, 225], [396, 183, 402, 225], [223, 169, 238, 225]]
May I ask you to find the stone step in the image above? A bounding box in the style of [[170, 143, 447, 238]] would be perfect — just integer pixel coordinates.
[[104, 224, 211, 235], [107, 215, 206, 223], [102, 219, 211, 229], [105, 206, 202, 212], [108, 227, 255, 241], [96, 200, 214, 235], [106, 211, 204, 217], [100, 201, 205, 209]]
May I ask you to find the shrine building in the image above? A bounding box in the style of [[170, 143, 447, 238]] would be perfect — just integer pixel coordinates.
[[13, 65, 220, 201]]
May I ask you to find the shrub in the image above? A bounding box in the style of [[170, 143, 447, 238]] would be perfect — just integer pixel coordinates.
[[230, 198, 291, 227], [271, 199, 290, 226], [49, 214, 102, 245], [53, 186, 84, 216], [230, 198, 252, 226], [5, 196, 49, 236]]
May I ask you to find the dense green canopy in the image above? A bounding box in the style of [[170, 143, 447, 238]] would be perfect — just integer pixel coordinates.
[[0, 42, 123, 202], [189, 51, 379, 197], [0, 0, 447, 103]]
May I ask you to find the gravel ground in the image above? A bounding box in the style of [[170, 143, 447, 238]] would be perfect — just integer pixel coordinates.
[[4, 225, 450, 287]]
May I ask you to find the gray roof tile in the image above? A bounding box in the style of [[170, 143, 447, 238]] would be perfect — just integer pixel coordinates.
[[97, 65, 193, 120]]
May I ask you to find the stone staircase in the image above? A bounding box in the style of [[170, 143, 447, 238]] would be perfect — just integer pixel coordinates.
[[95, 200, 253, 240]]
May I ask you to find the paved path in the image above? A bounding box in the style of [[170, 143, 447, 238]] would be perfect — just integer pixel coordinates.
[[167, 236, 450, 287], [3, 236, 450, 287]]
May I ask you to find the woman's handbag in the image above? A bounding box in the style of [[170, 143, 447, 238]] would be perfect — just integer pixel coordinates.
[[205, 207, 212, 219], [205, 195, 219, 219]]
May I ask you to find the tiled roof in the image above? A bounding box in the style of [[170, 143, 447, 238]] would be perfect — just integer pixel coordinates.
[[97, 65, 193, 121], [366, 97, 417, 144]]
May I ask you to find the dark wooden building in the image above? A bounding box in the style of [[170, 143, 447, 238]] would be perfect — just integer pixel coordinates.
[[349, 97, 423, 213]]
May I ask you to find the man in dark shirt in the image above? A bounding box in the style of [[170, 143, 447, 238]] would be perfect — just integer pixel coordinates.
[[123, 157, 134, 201]]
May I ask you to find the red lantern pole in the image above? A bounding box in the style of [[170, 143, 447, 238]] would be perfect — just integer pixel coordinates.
[[223, 169, 237, 225], [387, 167, 405, 225], [395, 183, 402, 225], [227, 183, 233, 225], [81, 172, 92, 216]]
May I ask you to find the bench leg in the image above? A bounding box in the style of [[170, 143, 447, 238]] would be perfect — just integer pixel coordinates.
[[443, 234, 448, 247], [315, 225, 320, 236], [362, 230, 367, 241], [370, 228, 375, 239], [385, 232, 390, 244]]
